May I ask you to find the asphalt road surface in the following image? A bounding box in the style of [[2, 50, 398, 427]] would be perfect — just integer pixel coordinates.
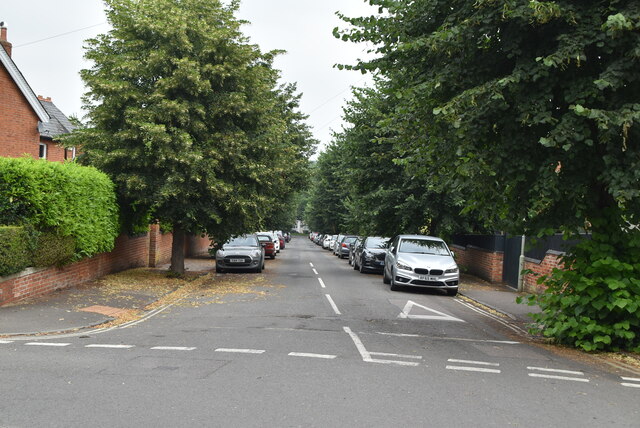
[[1, 237, 638, 427]]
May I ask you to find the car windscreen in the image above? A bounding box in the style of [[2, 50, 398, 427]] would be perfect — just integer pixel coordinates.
[[226, 236, 258, 247], [365, 237, 388, 249], [399, 238, 449, 255], [344, 237, 358, 244], [256, 235, 272, 242]]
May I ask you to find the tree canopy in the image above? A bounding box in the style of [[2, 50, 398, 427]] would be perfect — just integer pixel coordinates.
[[318, 0, 640, 351], [67, 0, 315, 273]]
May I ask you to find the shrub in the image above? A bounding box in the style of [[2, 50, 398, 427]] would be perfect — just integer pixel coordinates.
[[32, 231, 76, 268], [0, 226, 31, 276], [0, 157, 119, 260]]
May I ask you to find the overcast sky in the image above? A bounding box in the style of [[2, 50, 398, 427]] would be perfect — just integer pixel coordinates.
[[1, 0, 376, 155]]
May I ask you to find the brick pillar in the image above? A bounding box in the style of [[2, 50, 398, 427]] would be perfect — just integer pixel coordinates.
[[148, 224, 159, 267]]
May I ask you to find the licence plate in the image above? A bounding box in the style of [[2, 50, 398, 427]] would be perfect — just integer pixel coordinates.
[[230, 258, 244, 263], [419, 276, 438, 281]]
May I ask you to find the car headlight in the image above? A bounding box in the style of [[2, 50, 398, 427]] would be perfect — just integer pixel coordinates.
[[252, 250, 262, 258], [216, 251, 225, 259], [397, 261, 412, 272], [445, 267, 458, 274]]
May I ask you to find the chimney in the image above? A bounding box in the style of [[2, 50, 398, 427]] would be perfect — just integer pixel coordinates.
[[37, 95, 52, 102], [0, 24, 12, 57]]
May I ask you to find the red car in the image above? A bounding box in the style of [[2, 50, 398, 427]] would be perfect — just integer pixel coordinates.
[[278, 234, 286, 250], [257, 234, 276, 259]]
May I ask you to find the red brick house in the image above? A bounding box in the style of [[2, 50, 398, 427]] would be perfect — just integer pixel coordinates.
[[0, 25, 76, 161]]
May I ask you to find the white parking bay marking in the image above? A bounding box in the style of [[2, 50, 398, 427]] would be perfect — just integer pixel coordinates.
[[0, 340, 14, 344], [398, 300, 465, 322], [85, 344, 134, 349], [448, 359, 499, 367], [325, 294, 341, 315], [621, 377, 640, 388], [215, 348, 265, 354], [318, 278, 326, 288], [25, 342, 70, 347], [528, 373, 590, 382], [288, 352, 337, 359], [343, 326, 419, 367], [446, 365, 501, 374], [621, 377, 640, 382], [151, 346, 196, 351], [527, 366, 584, 376], [370, 352, 422, 360], [621, 383, 640, 388]]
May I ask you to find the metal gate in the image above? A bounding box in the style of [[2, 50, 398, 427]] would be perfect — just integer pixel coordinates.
[[502, 235, 522, 289]]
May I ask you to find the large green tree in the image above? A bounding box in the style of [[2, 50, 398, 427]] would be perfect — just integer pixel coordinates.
[[336, 1, 640, 350], [67, 0, 313, 273]]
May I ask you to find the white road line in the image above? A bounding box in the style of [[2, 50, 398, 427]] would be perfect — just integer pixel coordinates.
[[370, 352, 422, 360], [318, 278, 326, 288], [621, 376, 640, 382], [375, 331, 520, 344], [528, 373, 589, 382], [325, 294, 341, 315], [288, 352, 337, 359], [309, 263, 314, 268], [150, 346, 196, 351], [25, 342, 70, 347], [0, 340, 14, 344], [343, 326, 419, 367], [85, 344, 134, 349], [448, 359, 500, 367], [215, 348, 265, 354], [455, 299, 526, 335], [621, 383, 640, 388], [446, 365, 501, 374], [312, 268, 319, 275], [376, 332, 421, 338], [527, 366, 584, 376]]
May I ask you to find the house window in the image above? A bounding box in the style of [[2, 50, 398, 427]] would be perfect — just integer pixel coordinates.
[[65, 147, 76, 160], [39, 143, 47, 159]]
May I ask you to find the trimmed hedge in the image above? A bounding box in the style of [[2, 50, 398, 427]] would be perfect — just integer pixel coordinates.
[[32, 231, 76, 268], [0, 226, 31, 276], [0, 157, 119, 260]]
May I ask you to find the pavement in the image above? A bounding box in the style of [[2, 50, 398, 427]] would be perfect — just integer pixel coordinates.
[[0, 259, 537, 338]]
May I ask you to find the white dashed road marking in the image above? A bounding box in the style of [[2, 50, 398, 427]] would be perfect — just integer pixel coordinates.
[[312, 268, 319, 275], [318, 278, 326, 288], [25, 342, 70, 347], [448, 359, 500, 367], [85, 344, 134, 349], [150, 346, 196, 351], [288, 352, 337, 359], [371, 352, 422, 360], [215, 348, 265, 354], [0, 340, 14, 344], [527, 366, 589, 382], [309, 263, 314, 268], [446, 365, 501, 374], [325, 294, 341, 315], [527, 367, 584, 375], [620, 377, 640, 388]]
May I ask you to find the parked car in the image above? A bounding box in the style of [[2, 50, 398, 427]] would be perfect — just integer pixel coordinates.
[[216, 234, 265, 273], [322, 235, 333, 249], [277, 233, 285, 250], [348, 237, 362, 266], [337, 235, 358, 259], [258, 231, 280, 253], [256, 234, 276, 259], [353, 236, 389, 273], [383, 234, 459, 296]]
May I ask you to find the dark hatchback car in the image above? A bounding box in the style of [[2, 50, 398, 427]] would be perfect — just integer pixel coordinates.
[[215, 235, 265, 273], [353, 236, 389, 273], [337, 235, 358, 259], [256, 234, 276, 259]]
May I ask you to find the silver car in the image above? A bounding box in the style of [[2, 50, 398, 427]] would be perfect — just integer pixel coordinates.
[[383, 234, 459, 296], [216, 235, 265, 273]]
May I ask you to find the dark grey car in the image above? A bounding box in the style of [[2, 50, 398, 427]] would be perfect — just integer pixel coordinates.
[[337, 235, 358, 259], [353, 236, 389, 273]]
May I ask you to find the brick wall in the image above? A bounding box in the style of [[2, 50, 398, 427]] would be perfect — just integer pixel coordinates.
[[451, 244, 504, 283], [0, 64, 41, 158], [0, 227, 213, 305], [523, 251, 564, 294]]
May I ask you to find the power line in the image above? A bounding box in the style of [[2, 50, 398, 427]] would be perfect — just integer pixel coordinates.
[[14, 22, 108, 48]]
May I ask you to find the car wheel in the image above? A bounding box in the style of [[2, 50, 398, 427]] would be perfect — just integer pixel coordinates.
[[216, 266, 223, 273], [255, 262, 262, 273], [390, 269, 399, 291], [359, 260, 367, 274], [270, 254, 275, 259], [353, 259, 358, 270], [383, 268, 391, 284], [446, 288, 458, 297]]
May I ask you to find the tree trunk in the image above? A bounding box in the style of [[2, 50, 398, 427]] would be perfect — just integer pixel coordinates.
[[170, 226, 186, 275]]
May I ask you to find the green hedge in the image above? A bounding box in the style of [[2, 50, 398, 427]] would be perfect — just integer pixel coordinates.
[[32, 231, 76, 268], [0, 226, 31, 276], [0, 157, 119, 260]]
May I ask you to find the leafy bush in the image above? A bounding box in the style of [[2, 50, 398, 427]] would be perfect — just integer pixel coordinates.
[[0, 226, 31, 276], [522, 221, 640, 352], [32, 231, 76, 267], [0, 157, 119, 260]]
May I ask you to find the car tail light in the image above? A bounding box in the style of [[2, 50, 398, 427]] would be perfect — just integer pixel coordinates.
[[342, 243, 347, 247]]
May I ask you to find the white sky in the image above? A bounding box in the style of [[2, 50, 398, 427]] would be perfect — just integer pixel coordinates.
[[1, 0, 376, 155]]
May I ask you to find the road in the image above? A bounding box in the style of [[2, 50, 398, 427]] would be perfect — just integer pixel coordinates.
[[0, 237, 638, 427]]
